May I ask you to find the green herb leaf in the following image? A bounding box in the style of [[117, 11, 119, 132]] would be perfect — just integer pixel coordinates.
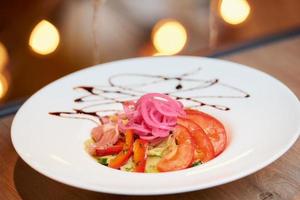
[[191, 161, 202, 167], [97, 158, 108, 166]]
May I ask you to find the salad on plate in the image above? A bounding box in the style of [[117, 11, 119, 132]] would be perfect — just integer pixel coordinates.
[[86, 93, 227, 173]]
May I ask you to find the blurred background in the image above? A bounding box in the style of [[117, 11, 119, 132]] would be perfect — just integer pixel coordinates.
[[0, 0, 300, 105]]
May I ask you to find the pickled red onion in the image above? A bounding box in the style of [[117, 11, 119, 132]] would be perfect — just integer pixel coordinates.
[[120, 93, 185, 140]]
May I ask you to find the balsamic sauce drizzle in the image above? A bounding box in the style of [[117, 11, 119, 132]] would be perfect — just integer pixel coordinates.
[[49, 67, 250, 124]]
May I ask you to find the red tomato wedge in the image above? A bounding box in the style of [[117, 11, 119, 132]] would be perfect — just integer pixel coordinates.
[[177, 117, 199, 130], [108, 130, 134, 169], [133, 139, 148, 172], [157, 125, 194, 172], [184, 109, 227, 156], [177, 117, 215, 162]]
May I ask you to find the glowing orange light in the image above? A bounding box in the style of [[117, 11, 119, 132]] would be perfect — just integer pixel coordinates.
[[152, 20, 187, 55], [0, 42, 8, 71], [29, 20, 60, 55], [152, 52, 166, 56], [0, 74, 8, 99], [220, 0, 250, 25]]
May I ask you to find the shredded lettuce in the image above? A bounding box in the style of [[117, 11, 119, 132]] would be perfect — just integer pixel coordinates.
[[97, 155, 116, 166], [147, 147, 165, 157], [145, 157, 161, 173], [120, 157, 134, 172]]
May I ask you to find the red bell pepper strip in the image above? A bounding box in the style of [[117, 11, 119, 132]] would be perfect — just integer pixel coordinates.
[[95, 143, 124, 156], [133, 139, 148, 172], [108, 130, 134, 169]]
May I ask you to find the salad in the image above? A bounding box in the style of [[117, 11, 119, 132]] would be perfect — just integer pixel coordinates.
[[86, 93, 227, 172]]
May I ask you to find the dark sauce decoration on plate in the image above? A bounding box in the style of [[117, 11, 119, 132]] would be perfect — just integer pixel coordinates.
[[49, 67, 250, 124]]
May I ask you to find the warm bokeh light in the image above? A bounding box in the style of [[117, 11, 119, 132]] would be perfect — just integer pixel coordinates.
[[220, 0, 250, 25], [152, 20, 187, 55], [152, 52, 166, 56], [0, 74, 8, 99], [29, 20, 60, 55], [0, 42, 8, 71]]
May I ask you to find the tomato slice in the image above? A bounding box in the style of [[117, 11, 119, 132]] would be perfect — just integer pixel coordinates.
[[108, 130, 134, 169], [177, 117, 200, 130], [133, 139, 148, 172], [177, 117, 215, 162], [184, 109, 227, 156], [157, 125, 194, 172]]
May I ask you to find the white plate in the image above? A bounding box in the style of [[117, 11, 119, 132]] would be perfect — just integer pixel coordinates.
[[11, 56, 300, 195]]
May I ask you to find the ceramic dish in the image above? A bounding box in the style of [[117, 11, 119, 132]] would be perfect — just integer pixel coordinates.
[[11, 56, 300, 195]]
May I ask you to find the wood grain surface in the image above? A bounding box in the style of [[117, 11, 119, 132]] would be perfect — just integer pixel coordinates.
[[1, 36, 300, 200]]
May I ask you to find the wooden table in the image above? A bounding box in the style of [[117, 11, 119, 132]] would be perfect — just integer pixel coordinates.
[[1, 36, 300, 200]]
